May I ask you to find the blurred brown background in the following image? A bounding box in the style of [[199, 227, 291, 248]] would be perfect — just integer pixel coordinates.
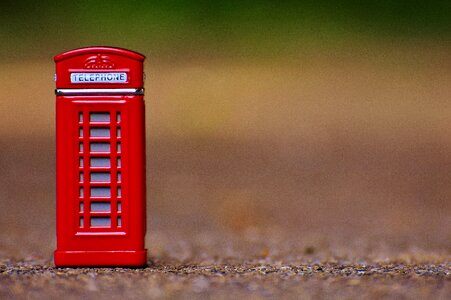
[[0, 1, 450, 265]]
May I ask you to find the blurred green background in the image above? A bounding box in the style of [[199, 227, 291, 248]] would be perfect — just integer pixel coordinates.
[[1, 0, 450, 60], [0, 1, 450, 261]]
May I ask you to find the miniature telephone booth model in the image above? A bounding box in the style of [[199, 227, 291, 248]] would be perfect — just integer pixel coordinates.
[[54, 47, 147, 267]]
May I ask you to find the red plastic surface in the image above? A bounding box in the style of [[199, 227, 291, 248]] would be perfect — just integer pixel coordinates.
[[55, 47, 147, 267], [54, 46, 145, 89]]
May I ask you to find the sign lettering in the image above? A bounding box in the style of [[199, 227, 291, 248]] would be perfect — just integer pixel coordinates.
[[70, 72, 128, 83]]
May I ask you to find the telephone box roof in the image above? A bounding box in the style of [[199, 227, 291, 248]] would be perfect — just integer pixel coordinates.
[[54, 46, 145, 62]]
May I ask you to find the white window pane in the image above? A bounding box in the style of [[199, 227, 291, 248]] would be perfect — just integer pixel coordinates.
[[90, 172, 111, 182], [90, 128, 110, 137], [90, 157, 110, 167], [90, 142, 110, 152], [117, 202, 122, 211], [90, 202, 111, 212], [90, 112, 110, 122], [90, 187, 111, 197], [117, 217, 122, 226], [80, 217, 84, 228], [90, 217, 111, 227]]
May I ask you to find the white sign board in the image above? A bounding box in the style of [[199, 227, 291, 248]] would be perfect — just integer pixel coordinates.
[[71, 72, 128, 83]]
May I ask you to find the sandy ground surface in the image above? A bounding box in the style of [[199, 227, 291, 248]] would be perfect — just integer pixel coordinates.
[[0, 47, 451, 298]]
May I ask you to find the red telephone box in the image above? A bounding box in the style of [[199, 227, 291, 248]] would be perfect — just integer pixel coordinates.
[[54, 47, 147, 267]]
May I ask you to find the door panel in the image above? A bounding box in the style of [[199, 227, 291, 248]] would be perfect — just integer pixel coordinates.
[[56, 95, 145, 251]]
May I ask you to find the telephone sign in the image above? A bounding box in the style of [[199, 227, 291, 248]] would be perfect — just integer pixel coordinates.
[[70, 72, 128, 83]]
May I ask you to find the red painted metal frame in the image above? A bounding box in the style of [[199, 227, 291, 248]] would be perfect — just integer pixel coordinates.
[[54, 46, 144, 89], [54, 47, 146, 267]]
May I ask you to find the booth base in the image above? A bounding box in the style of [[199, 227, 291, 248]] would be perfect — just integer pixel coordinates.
[[54, 250, 147, 267]]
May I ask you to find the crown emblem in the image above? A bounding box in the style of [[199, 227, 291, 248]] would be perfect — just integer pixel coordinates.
[[84, 54, 115, 69]]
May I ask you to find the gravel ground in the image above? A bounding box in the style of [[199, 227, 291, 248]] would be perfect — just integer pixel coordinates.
[[1, 260, 450, 299]]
